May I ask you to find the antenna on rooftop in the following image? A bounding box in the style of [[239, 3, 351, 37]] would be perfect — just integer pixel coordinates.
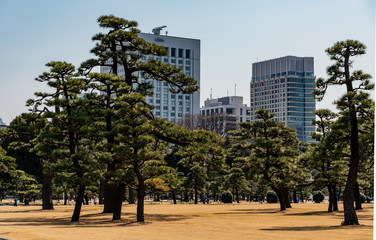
[[152, 26, 167, 35], [210, 88, 212, 100]]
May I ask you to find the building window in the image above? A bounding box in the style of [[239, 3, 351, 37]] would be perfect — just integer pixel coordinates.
[[156, 93, 160, 98], [178, 59, 183, 64], [163, 112, 168, 117], [185, 102, 190, 106], [171, 106, 175, 111], [163, 58, 168, 63], [178, 113, 183, 117], [178, 101, 183, 105], [163, 106, 168, 110], [163, 94, 168, 98], [178, 95, 183, 99], [171, 95, 175, 99], [163, 100, 168, 105], [171, 59, 176, 64], [171, 100, 175, 105], [148, 99, 153, 104], [186, 60, 190, 65], [171, 48, 176, 57], [240, 108, 243, 115], [178, 48, 183, 58], [156, 112, 160, 116], [186, 49, 191, 58], [156, 100, 161, 104], [178, 107, 183, 111], [156, 105, 160, 110], [171, 113, 175, 117], [185, 108, 190, 112], [185, 66, 190, 71]]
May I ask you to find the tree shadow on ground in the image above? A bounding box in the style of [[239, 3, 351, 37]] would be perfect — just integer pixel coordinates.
[[214, 208, 281, 215], [0, 212, 192, 228], [260, 225, 372, 231], [285, 210, 336, 216]]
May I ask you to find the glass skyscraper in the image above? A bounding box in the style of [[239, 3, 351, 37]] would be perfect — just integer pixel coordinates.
[[250, 56, 316, 142]]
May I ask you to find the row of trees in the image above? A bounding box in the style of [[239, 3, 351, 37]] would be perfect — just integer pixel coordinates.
[[0, 15, 373, 226]]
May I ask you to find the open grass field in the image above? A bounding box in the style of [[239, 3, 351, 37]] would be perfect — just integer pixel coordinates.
[[0, 201, 373, 240]]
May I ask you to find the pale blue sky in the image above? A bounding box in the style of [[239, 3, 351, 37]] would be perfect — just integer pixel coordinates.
[[0, 0, 374, 124]]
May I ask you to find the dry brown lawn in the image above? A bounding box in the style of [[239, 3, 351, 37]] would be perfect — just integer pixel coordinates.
[[0, 201, 373, 240]]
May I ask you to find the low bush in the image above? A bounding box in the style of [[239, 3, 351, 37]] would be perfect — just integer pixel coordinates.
[[266, 191, 278, 203], [220, 191, 233, 203], [312, 191, 325, 203]]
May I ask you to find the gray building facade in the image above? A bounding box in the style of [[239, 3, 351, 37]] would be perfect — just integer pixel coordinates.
[[250, 56, 316, 142]]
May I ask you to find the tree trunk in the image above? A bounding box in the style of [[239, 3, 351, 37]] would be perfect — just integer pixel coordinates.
[[172, 190, 177, 204], [300, 189, 304, 203], [355, 181, 362, 210], [42, 173, 54, 210], [99, 179, 104, 205], [137, 181, 145, 222], [71, 184, 86, 222], [85, 194, 89, 205], [235, 187, 240, 203], [64, 191, 67, 205], [103, 182, 118, 213], [194, 180, 198, 204], [184, 190, 188, 202], [293, 190, 297, 203], [333, 186, 338, 211], [128, 186, 135, 204], [283, 188, 291, 208], [274, 187, 286, 211], [343, 173, 359, 225], [113, 183, 126, 220], [337, 186, 342, 202], [328, 185, 333, 213]]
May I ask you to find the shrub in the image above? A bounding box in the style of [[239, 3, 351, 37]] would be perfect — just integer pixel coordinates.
[[266, 191, 278, 203], [220, 191, 233, 203], [312, 191, 325, 203]]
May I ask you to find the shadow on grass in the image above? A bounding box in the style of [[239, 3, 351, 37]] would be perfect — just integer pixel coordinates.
[[261, 225, 372, 231], [285, 210, 334, 216], [0, 211, 192, 228], [214, 208, 281, 215]]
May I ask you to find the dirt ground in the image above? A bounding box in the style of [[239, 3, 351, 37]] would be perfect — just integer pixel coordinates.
[[0, 201, 373, 240]]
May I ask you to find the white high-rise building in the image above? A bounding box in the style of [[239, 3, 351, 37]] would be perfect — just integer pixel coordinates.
[[101, 28, 200, 123], [138, 31, 200, 122]]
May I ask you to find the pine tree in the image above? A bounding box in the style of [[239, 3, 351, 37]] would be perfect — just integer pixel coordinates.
[[28, 61, 94, 222], [314, 40, 374, 225], [79, 15, 199, 214], [230, 109, 302, 211]]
